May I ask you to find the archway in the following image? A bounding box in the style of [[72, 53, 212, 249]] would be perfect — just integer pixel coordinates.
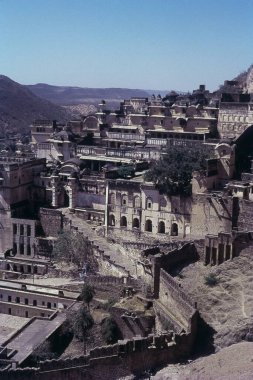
[[158, 221, 165, 234], [171, 223, 178, 236], [132, 218, 140, 229], [145, 219, 152, 232], [109, 214, 115, 226], [120, 216, 127, 227]]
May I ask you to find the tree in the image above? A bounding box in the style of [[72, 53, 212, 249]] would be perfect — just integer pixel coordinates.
[[144, 143, 213, 196], [80, 283, 95, 309], [101, 317, 121, 344], [69, 304, 94, 353], [52, 229, 94, 270]]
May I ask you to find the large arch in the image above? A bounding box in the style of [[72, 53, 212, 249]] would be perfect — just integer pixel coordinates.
[[158, 221, 165, 234], [171, 222, 178, 236], [132, 218, 140, 229], [120, 216, 127, 227], [145, 219, 152, 232], [109, 214, 115, 226]]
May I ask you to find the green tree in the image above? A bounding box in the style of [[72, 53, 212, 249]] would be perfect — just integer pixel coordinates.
[[101, 317, 121, 344], [144, 143, 213, 196], [80, 283, 95, 309], [52, 229, 93, 270], [70, 304, 94, 353]]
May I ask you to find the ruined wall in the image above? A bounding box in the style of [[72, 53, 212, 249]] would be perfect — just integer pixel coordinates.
[[156, 269, 197, 333], [236, 198, 253, 231], [39, 208, 63, 237], [0, 210, 12, 255], [191, 194, 233, 237]]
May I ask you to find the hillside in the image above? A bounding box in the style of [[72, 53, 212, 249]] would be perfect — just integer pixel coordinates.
[[26, 83, 151, 106], [0, 75, 70, 136]]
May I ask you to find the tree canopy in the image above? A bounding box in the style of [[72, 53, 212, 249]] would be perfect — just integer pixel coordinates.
[[80, 283, 95, 309], [52, 229, 92, 270], [144, 143, 213, 196]]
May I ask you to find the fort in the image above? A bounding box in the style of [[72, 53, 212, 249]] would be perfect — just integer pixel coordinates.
[[1, 69, 253, 377]]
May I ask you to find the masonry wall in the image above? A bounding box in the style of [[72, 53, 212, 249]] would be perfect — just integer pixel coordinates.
[[236, 198, 253, 231], [40, 208, 63, 237], [191, 194, 233, 237], [0, 331, 194, 380]]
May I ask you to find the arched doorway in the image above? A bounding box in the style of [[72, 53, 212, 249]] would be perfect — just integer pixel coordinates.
[[145, 219, 152, 232], [158, 221, 165, 234], [120, 216, 127, 227], [109, 214, 115, 226], [132, 218, 140, 229], [171, 223, 178, 236]]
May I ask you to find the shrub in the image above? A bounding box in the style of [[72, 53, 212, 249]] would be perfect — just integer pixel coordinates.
[[101, 317, 121, 344], [205, 273, 219, 286]]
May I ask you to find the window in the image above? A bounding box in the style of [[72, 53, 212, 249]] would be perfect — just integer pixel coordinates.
[[33, 300, 37, 306], [25, 298, 29, 305], [146, 198, 153, 210], [54, 303, 57, 308], [27, 225, 31, 236], [25, 311, 29, 318], [133, 196, 141, 208], [109, 193, 116, 204], [47, 302, 51, 309], [16, 297, 20, 303], [42, 301, 45, 306], [27, 245, 31, 256], [13, 224, 17, 235], [8, 308, 11, 315], [20, 244, 24, 255], [8, 296, 12, 302], [20, 225, 24, 235], [121, 194, 127, 206]]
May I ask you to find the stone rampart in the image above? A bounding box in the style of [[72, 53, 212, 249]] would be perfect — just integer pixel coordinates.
[[0, 331, 194, 380]]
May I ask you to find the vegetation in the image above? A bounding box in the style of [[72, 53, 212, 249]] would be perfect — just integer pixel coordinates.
[[144, 144, 213, 196], [205, 273, 219, 287], [68, 304, 94, 353], [52, 229, 92, 270], [101, 317, 121, 344], [100, 297, 117, 312], [30, 341, 56, 364], [80, 283, 95, 309]]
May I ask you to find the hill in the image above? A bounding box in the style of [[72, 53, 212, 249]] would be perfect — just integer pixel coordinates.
[[0, 75, 70, 137], [26, 83, 151, 106]]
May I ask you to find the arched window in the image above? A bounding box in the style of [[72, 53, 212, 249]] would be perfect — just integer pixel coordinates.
[[133, 195, 141, 208], [109, 193, 116, 204], [171, 222, 178, 236], [146, 197, 153, 210], [145, 219, 152, 232], [109, 214, 115, 226], [121, 194, 128, 206], [158, 221, 165, 234], [132, 218, 140, 229], [120, 216, 127, 227]]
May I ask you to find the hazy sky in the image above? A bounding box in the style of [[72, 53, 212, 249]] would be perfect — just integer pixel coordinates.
[[0, 0, 253, 91]]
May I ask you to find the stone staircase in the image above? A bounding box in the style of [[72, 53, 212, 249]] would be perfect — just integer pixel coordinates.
[[60, 208, 137, 277]]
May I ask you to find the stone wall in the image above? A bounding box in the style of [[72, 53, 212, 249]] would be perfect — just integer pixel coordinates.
[[0, 331, 195, 380], [39, 208, 63, 237], [191, 194, 233, 237], [236, 198, 253, 231]]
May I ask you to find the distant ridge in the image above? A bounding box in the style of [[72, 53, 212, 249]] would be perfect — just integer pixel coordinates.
[[26, 83, 151, 106], [0, 75, 69, 136]]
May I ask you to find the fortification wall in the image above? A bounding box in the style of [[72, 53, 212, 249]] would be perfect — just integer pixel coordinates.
[[0, 331, 194, 380], [157, 269, 197, 333]]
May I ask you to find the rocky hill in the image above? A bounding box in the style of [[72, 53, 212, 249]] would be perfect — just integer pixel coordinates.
[[0, 75, 70, 137], [26, 83, 151, 106]]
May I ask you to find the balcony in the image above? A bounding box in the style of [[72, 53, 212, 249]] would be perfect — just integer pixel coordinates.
[[106, 132, 145, 141]]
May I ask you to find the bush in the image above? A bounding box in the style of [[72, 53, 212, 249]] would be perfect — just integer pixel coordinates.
[[205, 273, 219, 286], [101, 317, 121, 344], [100, 298, 117, 312]]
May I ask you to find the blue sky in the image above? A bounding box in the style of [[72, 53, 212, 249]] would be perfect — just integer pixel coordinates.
[[0, 0, 253, 91]]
